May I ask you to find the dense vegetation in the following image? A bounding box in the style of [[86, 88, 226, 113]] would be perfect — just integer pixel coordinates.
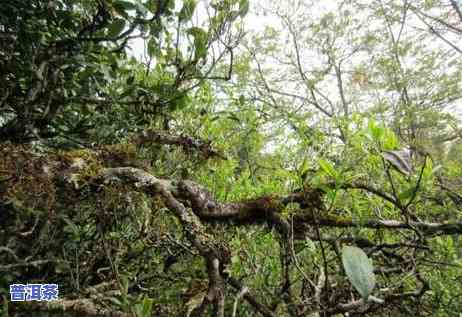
[[1, 0, 462, 316]]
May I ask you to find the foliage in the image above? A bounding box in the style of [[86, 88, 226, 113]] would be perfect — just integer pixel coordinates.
[[341, 245, 376, 300], [1, 0, 462, 316]]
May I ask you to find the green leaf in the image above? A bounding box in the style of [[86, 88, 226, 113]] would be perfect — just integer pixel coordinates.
[[318, 159, 337, 178], [179, 0, 197, 21], [138, 297, 154, 317], [113, 1, 135, 18], [424, 0, 435, 9], [238, 94, 245, 105], [187, 27, 208, 60], [398, 187, 415, 201], [109, 297, 123, 307], [134, 1, 148, 15], [120, 276, 129, 295], [382, 129, 399, 150], [422, 156, 441, 181], [114, 0, 136, 11], [107, 18, 126, 37], [133, 305, 143, 317], [228, 10, 241, 21], [368, 119, 384, 142], [143, 297, 154, 316], [299, 158, 310, 177], [147, 38, 160, 58], [239, 0, 249, 17], [60, 215, 80, 238], [342, 246, 376, 299], [326, 188, 337, 203], [126, 75, 135, 85]]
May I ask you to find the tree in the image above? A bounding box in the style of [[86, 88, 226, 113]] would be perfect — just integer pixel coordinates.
[[0, 0, 243, 144], [1, 0, 462, 316]]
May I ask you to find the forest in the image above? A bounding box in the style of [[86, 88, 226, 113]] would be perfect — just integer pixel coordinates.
[[1, 0, 462, 316]]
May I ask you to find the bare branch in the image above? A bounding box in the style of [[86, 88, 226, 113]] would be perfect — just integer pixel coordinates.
[[133, 130, 226, 160]]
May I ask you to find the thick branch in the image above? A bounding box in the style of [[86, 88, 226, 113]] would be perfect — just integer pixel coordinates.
[[293, 214, 462, 235], [96, 168, 462, 237], [96, 167, 229, 316], [132, 130, 225, 159]]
